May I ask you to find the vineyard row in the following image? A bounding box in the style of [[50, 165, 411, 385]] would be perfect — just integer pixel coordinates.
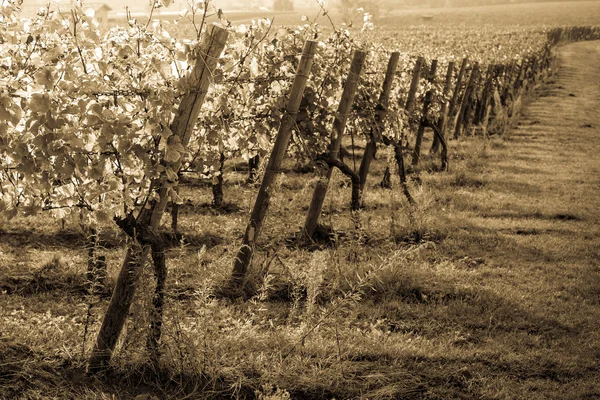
[[0, 0, 599, 371]]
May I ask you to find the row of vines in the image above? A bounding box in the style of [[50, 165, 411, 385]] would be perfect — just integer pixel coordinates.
[[1, 0, 599, 372]]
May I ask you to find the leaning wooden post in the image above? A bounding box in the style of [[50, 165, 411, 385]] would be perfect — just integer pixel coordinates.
[[445, 58, 468, 136], [88, 24, 229, 373], [231, 40, 318, 285], [358, 52, 400, 196], [303, 50, 366, 239], [454, 61, 479, 139], [526, 56, 538, 88], [475, 64, 494, 125], [501, 60, 516, 106], [405, 56, 425, 117], [512, 59, 525, 95], [479, 64, 500, 135], [379, 56, 423, 184], [461, 63, 481, 136], [412, 59, 437, 166], [507, 59, 526, 117], [430, 61, 455, 154], [529, 56, 539, 83]]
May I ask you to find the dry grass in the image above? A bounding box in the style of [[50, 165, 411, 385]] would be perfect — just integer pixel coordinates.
[[2, 34, 600, 400]]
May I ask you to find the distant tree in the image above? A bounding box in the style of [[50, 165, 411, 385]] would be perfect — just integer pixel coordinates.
[[429, 0, 446, 7], [273, 0, 294, 11], [336, 0, 380, 23]]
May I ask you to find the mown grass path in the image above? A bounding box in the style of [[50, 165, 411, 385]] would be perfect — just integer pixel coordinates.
[[435, 39, 600, 398]]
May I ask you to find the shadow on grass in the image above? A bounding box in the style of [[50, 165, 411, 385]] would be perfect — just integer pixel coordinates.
[[171, 200, 243, 216], [438, 221, 565, 264], [0, 228, 88, 250], [0, 346, 202, 400], [0, 257, 89, 297], [485, 178, 545, 196], [0, 225, 228, 252], [478, 209, 582, 221]]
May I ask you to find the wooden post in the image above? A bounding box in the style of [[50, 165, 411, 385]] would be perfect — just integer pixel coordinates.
[[430, 61, 455, 154], [527, 56, 538, 87], [231, 40, 318, 285], [358, 52, 400, 197], [405, 56, 425, 116], [476, 64, 494, 125], [428, 59, 438, 81], [531, 56, 540, 82], [461, 64, 481, 136], [379, 56, 423, 185], [88, 24, 228, 373], [512, 60, 525, 94], [146, 26, 230, 228], [88, 244, 149, 373], [507, 59, 526, 117], [412, 59, 437, 166], [478, 64, 499, 135], [501, 60, 516, 106], [302, 50, 366, 239], [445, 58, 468, 137], [454, 62, 479, 139]]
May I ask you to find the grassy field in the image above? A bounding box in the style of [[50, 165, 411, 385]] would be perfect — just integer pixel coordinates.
[[120, 1, 600, 40], [2, 3, 600, 400], [225, 1, 600, 28]]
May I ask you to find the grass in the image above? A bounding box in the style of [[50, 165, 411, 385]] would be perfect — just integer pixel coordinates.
[[2, 15, 600, 400], [110, 1, 600, 40]]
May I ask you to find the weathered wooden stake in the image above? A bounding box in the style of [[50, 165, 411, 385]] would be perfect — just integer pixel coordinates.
[[430, 61, 455, 154], [359, 52, 400, 196], [462, 64, 482, 135], [476, 64, 495, 125], [406, 56, 425, 116], [88, 24, 228, 373], [302, 50, 366, 239], [412, 59, 438, 166], [445, 58, 468, 136], [454, 62, 479, 139], [501, 60, 516, 105], [379, 56, 423, 186], [231, 40, 318, 285]]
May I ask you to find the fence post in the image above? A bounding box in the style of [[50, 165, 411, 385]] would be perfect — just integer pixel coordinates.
[[501, 60, 516, 106], [464, 63, 482, 135], [412, 59, 438, 166], [405, 56, 425, 117], [476, 64, 495, 125], [358, 52, 400, 195], [88, 24, 229, 374], [379, 56, 424, 184], [231, 40, 318, 285], [454, 62, 479, 139], [302, 50, 366, 240], [445, 58, 468, 136], [431, 61, 455, 154]]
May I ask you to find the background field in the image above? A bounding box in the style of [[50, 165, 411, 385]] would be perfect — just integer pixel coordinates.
[[1, 2, 600, 399], [129, 1, 600, 39]]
